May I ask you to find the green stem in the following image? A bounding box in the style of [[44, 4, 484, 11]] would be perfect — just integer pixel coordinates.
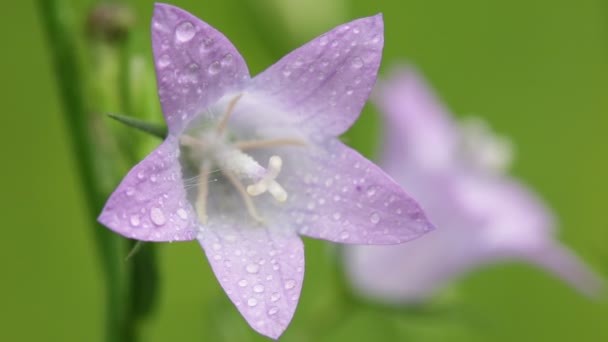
[[36, 1, 130, 342]]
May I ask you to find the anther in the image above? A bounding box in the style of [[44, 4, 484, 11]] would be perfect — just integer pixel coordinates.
[[247, 156, 288, 202]]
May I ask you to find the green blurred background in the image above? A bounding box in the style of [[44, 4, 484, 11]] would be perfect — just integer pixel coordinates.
[[1, 0, 606, 341]]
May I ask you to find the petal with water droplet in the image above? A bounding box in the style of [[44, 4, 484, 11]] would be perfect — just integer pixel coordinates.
[[152, 3, 250, 133], [250, 14, 384, 136], [198, 225, 304, 339], [98, 137, 197, 241], [282, 139, 434, 244]]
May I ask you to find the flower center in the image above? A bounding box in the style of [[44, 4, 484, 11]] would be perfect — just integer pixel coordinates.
[[457, 117, 513, 174], [179, 93, 306, 224]]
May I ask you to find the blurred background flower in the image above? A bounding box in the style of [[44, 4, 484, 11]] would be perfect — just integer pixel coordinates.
[[344, 67, 602, 304], [1, 0, 606, 341]]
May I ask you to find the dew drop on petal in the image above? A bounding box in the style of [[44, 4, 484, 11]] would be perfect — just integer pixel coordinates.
[[208, 61, 221, 75], [284, 279, 296, 290], [268, 307, 279, 315], [175, 21, 195, 42], [150, 207, 166, 226], [339, 231, 350, 240], [270, 292, 281, 302], [246, 263, 260, 274], [247, 298, 258, 307], [130, 215, 140, 227], [157, 54, 170, 68], [333, 212, 342, 221], [351, 57, 364, 69], [212, 243, 222, 251], [370, 212, 380, 224], [238, 279, 248, 287], [125, 187, 135, 196], [221, 53, 233, 67], [177, 208, 188, 220], [253, 284, 265, 293]]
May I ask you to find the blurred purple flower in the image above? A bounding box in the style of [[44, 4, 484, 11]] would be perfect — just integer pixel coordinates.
[[345, 67, 602, 304], [98, 4, 433, 338]]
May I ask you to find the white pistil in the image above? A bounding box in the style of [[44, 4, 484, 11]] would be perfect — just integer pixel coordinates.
[[222, 169, 264, 223], [234, 138, 307, 151], [195, 161, 211, 224], [247, 156, 288, 202]]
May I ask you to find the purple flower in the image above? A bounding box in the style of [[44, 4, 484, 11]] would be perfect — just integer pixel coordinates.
[[98, 5, 433, 339], [344, 67, 602, 304]]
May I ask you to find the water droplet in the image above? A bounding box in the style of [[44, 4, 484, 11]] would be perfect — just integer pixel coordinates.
[[282, 67, 291, 77], [246, 263, 260, 274], [307, 202, 316, 210], [333, 212, 342, 221], [333, 195, 341, 202], [247, 298, 258, 307], [199, 38, 214, 53], [370, 212, 380, 224], [137, 171, 145, 179], [284, 279, 296, 290], [150, 207, 166, 226], [253, 284, 265, 293], [212, 243, 222, 251], [238, 279, 248, 287], [270, 292, 281, 302], [213, 254, 222, 261], [150, 175, 157, 182], [351, 57, 364, 69], [318, 198, 326, 205], [175, 21, 195, 42], [125, 187, 135, 196], [268, 307, 279, 315], [345, 85, 354, 96], [366, 186, 377, 197], [177, 208, 188, 219], [208, 61, 221, 75], [353, 27, 360, 34], [325, 178, 333, 187], [130, 215, 140, 227], [319, 35, 329, 46], [157, 54, 170, 68], [221, 53, 233, 66]]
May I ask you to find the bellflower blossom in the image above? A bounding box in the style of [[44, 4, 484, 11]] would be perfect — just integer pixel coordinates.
[[98, 5, 433, 338], [345, 67, 601, 303]]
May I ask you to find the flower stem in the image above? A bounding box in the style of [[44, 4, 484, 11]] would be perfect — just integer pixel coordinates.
[[36, 1, 131, 341]]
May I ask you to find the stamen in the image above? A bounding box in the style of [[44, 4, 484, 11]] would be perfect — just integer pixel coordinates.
[[216, 93, 244, 135], [233, 138, 307, 151], [180, 135, 203, 147], [247, 156, 288, 202], [195, 161, 211, 224], [222, 169, 264, 223]]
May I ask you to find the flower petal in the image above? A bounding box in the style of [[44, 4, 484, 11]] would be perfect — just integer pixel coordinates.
[[98, 137, 198, 241], [522, 242, 603, 297], [250, 14, 384, 136], [344, 227, 480, 303], [282, 139, 434, 244], [151, 3, 250, 133], [198, 224, 305, 339], [376, 67, 457, 173]]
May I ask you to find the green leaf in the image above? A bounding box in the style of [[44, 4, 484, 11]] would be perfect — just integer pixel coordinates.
[[107, 113, 167, 139]]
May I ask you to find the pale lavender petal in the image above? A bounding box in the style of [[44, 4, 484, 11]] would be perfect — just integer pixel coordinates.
[[98, 136, 198, 241], [281, 139, 434, 244], [516, 242, 603, 297], [198, 225, 304, 339], [250, 15, 384, 136], [376, 67, 457, 173], [152, 3, 250, 133], [344, 227, 482, 303]]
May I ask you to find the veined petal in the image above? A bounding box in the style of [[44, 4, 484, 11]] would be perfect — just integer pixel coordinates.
[[152, 3, 250, 133], [376, 67, 457, 173], [250, 14, 384, 136], [198, 225, 305, 339], [98, 136, 198, 241], [282, 139, 434, 244]]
